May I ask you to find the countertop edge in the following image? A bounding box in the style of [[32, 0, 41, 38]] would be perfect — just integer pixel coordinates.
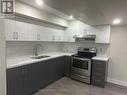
[[92, 56, 110, 61], [7, 53, 74, 69]]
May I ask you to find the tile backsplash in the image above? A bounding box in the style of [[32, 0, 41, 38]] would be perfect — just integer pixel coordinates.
[[62, 42, 110, 56], [6, 41, 110, 58], [6, 41, 64, 58]]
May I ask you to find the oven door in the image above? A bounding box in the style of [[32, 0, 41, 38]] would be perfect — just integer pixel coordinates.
[[71, 57, 91, 76]]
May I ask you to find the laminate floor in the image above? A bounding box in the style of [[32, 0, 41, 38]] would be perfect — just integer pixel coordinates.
[[34, 77, 127, 95]]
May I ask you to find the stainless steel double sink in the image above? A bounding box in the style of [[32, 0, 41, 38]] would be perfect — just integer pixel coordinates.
[[31, 55, 50, 59]]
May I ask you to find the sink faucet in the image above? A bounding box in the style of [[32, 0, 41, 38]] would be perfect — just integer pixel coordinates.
[[34, 44, 41, 56]]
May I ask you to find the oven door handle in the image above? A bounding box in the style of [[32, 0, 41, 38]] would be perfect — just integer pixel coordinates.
[[72, 57, 90, 61]]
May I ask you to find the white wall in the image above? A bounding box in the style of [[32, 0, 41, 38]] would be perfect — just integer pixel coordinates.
[[0, 19, 6, 95], [108, 25, 127, 87]]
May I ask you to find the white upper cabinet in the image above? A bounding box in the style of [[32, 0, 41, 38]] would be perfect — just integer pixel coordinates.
[[93, 25, 111, 43], [64, 20, 110, 43], [64, 20, 93, 42], [64, 21, 80, 42], [5, 19, 33, 41], [86, 27, 96, 35], [5, 19, 110, 43], [27, 23, 38, 41], [5, 19, 65, 42], [5, 19, 16, 41], [40, 26, 53, 41], [51, 28, 64, 42], [15, 21, 29, 41], [28, 24, 65, 42]]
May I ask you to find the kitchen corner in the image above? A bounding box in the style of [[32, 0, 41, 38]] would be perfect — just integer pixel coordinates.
[[0, 0, 127, 95]]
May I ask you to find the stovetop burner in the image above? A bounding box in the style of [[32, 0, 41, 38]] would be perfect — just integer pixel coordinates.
[[72, 54, 93, 59], [72, 47, 97, 59]]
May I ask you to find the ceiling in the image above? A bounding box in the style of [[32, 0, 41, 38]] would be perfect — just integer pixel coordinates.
[[18, 0, 127, 25]]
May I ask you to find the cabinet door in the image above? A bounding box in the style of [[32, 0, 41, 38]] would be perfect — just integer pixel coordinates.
[[92, 60, 106, 88], [39, 26, 52, 41], [6, 67, 24, 95], [86, 27, 96, 35], [39, 60, 55, 87], [27, 23, 38, 41], [93, 25, 111, 43], [15, 21, 29, 41], [53, 29, 64, 42], [54, 57, 65, 79], [65, 21, 91, 42], [64, 21, 79, 42], [23, 64, 41, 95], [41, 57, 64, 85], [58, 30, 65, 42], [64, 56, 71, 77], [38, 61, 51, 88], [5, 19, 16, 41]]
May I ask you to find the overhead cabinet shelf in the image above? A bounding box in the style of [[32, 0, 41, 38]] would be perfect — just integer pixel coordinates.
[[5, 19, 65, 42], [64, 21, 111, 43], [5, 19, 111, 43]]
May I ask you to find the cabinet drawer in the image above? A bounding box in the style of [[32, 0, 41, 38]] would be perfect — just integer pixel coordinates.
[[92, 73, 105, 81], [92, 77, 105, 87], [93, 60, 106, 65], [92, 72, 105, 87], [92, 60, 108, 88], [92, 61, 106, 72], [92, 67, 105, 75], [93, 72, 105, 77]]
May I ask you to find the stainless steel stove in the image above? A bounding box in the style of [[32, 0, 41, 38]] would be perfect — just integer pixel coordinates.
[[71, 47, 97, 84]]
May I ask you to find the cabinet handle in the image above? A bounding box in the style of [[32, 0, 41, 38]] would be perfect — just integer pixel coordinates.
[[37, 34, 40, 40], [95, 79, 101, 82], [52, 35, 55, 41], [37, 34, 38, 40], [39, 34, 40, 40], [97, 68, 103, 71], [16, 32, 18, 40], [95, 73, 102, 76], [22, 67, 27, 73], [13, 32, 16, 40], [59, 36, 61, 41]]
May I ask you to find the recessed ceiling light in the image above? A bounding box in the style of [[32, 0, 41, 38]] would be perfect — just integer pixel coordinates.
[[36, 0, 44, 6], [113, 18, 121, 25], [69, 15, 74, 20]]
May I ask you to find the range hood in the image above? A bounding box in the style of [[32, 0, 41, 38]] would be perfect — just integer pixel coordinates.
[[73, 34, 96, 41]]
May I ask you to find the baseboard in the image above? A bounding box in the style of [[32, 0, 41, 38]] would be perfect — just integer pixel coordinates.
[[107, 77, 127, 87]]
